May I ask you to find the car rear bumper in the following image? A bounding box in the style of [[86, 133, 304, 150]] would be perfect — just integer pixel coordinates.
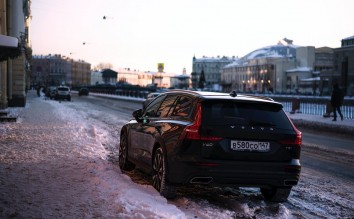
[[56, 94, 70, 99], [167, 158, 301, 188]]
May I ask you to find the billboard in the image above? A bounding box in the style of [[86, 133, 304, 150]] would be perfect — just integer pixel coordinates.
[[157, 63, 164, 72]]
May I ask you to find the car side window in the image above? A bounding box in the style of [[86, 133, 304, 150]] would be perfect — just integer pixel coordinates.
[[144, 95, 165, 117], [156, 95, 178, 118], [171, 96, 194, 118]]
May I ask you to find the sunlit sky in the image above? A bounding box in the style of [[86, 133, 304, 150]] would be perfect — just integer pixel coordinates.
[[31, 0, 354, 74]]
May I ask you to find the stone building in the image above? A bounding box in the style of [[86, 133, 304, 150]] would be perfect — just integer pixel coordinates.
[[0, 0, 32, 108], [115, 67, 175, 88], [333, 36, 354, 96], [70, 59, 91, 86], [285, 46, 316, 94], [221, 42, 300, 94], [192, 55, 237, 91], [314, 47, 334, 95], [115, 68, 154, 87], [31, 54, 91, 87]]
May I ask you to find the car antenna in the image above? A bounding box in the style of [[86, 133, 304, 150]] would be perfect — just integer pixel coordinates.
[[229, 90, 237, 97]]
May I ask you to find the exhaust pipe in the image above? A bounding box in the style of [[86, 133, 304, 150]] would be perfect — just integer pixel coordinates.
[[284, 179, 298, 186], [190, 177, 213, 184]]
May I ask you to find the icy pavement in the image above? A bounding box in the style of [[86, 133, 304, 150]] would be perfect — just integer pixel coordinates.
[[0, 92, 186, 218], [1, 90, 353, 219]]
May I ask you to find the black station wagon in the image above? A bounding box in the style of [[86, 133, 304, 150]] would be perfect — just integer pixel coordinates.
[[119, 90, 302, 202]]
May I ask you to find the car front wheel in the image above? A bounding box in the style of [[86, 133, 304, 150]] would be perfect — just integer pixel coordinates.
[[152, 147, 175, 199], [261, 187, 292, 202], [118, 132, 134, 171]]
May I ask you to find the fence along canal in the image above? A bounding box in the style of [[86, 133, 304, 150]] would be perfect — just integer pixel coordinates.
[[269, 95, 354, 119], [77, 85, 354, 120]]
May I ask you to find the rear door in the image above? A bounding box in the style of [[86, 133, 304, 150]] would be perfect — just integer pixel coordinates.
[[199, 100, 298, 162]]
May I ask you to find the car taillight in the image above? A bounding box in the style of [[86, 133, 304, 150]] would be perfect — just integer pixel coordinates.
[[280, 113, 302, 146], [279, 130, 302, 146], [180, 103, 222, 141]]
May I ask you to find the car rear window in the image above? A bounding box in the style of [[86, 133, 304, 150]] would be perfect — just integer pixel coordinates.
[[201, 100, 293, 130], [58, 87, 69, 91]]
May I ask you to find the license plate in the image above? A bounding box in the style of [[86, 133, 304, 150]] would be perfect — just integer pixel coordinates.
[[231, 140, 270, 152]]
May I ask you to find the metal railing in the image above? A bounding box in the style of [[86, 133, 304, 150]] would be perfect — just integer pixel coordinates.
[[83, 87, 354, 119], [270, 96, 354, 119]]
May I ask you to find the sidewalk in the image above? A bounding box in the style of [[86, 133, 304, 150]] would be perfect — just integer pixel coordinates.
[[287, 111, 354, 134], [0, 90, 185, 218]]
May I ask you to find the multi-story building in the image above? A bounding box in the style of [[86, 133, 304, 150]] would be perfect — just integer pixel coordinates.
[[115, 67, 176, 88], [31, 54, 91, 87], [314, 47, 334, 95], [333, 36, 354, 96], [115, 68, 154, 87], [285, 46, 316, 94], [71, 59, 91, 86], [0, 0, 32, 108], [192, 55, 237, 91], [221, 42, 301, 94]]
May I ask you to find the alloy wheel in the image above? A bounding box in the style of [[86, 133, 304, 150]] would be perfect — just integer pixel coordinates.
[[152, 148, 164, 192], [118, 133, 128, 170]]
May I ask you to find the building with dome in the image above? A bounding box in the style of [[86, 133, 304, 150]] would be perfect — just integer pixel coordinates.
[[221, 40, 316, 94]]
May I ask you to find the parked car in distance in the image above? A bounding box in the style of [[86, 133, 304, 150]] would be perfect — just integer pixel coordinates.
[[55, 86, 71, 101], [78, 87, 89, 96], [45, 86, 57, 99], [119, 90, 302, 202], [142, 92, 161, 109]]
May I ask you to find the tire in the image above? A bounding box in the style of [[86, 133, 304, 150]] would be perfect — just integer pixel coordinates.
[[118, 132, 135, 171], [261, 187, 292, 202], [152, 147, 176, 199]]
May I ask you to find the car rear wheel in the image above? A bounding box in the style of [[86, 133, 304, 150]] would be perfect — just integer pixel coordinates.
[[261, 187, 292, 202], [152, 147, 176, 199], [118, 132, 135, 171]]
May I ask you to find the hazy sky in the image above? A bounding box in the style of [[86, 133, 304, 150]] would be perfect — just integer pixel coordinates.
[[31, 0, 354, 74]]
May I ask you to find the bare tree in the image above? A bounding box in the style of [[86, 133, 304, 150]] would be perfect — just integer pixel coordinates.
[[93, 63, 114, 71]]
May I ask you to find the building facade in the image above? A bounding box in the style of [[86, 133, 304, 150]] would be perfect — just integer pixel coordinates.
[[31, 54, 91, 87], [333, 36, 354, 96], [171, 68, 191, 89], [0, 0, 32, 108], [221, 43, 301, 94], [314, 47, 334, 95], [115, 67, 176, 88], [115, 68, 154, 87], [71, 59, 91, 86], [192, 56, 237, 91]]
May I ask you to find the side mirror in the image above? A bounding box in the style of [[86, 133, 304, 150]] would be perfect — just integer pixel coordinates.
[[132, 109, 143, 122]]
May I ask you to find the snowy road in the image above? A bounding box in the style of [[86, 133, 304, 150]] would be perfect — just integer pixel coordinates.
[[1, 91, 353, 218]]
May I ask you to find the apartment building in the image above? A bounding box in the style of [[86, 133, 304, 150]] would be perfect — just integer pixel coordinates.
[[0, 0, 32, 108], [31, 54, 91, 87], [191, 55, 237, 91], [334, 36, 354, 96]]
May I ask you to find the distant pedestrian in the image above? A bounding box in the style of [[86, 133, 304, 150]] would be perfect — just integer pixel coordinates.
[[330, 83, 344, 121], [36, 85, 41, 97]]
